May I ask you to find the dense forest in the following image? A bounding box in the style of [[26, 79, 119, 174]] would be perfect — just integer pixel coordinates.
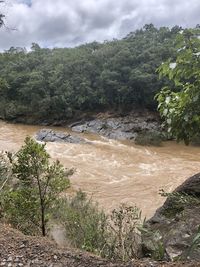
[[0, 24, 184, 123]]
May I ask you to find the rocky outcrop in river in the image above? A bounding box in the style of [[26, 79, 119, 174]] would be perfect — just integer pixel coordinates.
[[143, 173, 200, 261], [35, 129, 86, 144], [70, 112, 161, 141]]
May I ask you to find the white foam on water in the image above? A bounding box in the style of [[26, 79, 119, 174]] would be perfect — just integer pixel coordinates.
[[106, 175, 130, 184], [1, 120, 200, 219]]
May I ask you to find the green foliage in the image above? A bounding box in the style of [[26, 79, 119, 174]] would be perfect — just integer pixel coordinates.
[[54, 193, 142, 261], [156, 27, 200, 256], [159, 189, 200, 205], [106, 204, 142, 261], [1, 188, 41, 235], [0, 151, 12, 190], [53, 191, 108, 254], [159, 189, 200, 218], [151, 238, 165, 261], [186, 225, 200, 258], [141, 227, 164, 260], [0, 137, 72, 236], [0, 24, 179, 122], [156, 27, 200, 144]]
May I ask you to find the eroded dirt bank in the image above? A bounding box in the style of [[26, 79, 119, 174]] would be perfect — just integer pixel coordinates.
[[0, 224, 199, 267]]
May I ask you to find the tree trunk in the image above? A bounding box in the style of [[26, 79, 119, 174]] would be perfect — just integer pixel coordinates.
[[41, 205, 46, 236]]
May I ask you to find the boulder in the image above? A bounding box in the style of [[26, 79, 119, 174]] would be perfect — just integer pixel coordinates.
[[35, 129, 86, 144], [142, 173, 200, 261], [70, 114, 161, 141]]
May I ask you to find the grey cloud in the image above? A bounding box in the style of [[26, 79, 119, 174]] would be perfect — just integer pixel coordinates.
[[118, 0, 200, 37], [0, 0, 200, 50], [38, 17, 74, 40]]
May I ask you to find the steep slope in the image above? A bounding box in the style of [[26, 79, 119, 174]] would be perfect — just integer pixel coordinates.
[[0, 224, 199, 267]]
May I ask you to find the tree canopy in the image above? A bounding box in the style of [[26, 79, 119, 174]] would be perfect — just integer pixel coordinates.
[[0, 24, 181, 123]]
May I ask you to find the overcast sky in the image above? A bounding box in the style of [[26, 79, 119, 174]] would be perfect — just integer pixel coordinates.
[[0, 0, 199, 50]]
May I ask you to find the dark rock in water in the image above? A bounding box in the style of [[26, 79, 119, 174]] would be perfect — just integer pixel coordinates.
[[70, 113, 161, 141], [142, 173, 200, 261], [174, 173, 200, 197], [35, 129, 86, 144]]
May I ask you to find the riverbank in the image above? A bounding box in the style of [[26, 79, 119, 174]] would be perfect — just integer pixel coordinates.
[[69, 110, 162, 142], [6, 109, 163, 143], [0, 223, 199, 267]]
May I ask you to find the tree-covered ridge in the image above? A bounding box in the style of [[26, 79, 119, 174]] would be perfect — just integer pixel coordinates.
[[0, 24, 181, 123]]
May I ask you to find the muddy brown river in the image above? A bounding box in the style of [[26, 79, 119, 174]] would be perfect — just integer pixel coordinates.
[[0, 120, 200, 219]]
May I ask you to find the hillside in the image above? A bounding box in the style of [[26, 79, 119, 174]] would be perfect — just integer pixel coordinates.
[[0, 223, 199, 267], [0, 24, 180, 124]]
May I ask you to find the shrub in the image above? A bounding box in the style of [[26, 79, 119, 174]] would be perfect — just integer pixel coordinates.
[[52, 191, 108, 254], [0, 151, 12, 190], [105, 204, 142, 261], [0, 151, 13, 219], [141, 228, 165, 261], [53, 192, 142, 261]]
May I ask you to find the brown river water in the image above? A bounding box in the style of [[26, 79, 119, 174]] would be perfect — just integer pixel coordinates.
[[0, 120, 200, 219]]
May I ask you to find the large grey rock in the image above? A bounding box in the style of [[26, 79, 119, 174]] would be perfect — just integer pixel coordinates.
[[142, 173, 200, 261], [106, 130, 137, 140], [70, 113, 161, 141], [35, 129, 86, 144]]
